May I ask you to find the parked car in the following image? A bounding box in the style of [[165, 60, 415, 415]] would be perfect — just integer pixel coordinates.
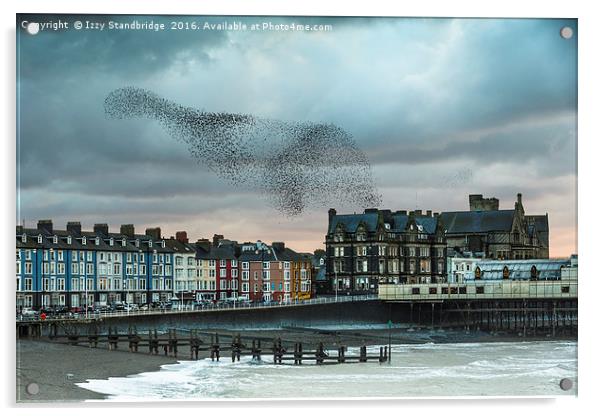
[[124, 303, 139, 312], [21, 307, 39, 318]]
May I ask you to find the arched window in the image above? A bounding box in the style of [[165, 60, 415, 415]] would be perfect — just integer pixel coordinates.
[[475, 266, 481, 280], [502, 266, 509, 279], [530, 265, 538, 281]]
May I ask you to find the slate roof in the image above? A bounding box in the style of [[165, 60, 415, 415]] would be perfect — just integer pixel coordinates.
[[195, 244, 237, 260], [16, 225, 174, 253], [328, 213, 379, 234], [165, 238, 196, 255], [315, 265, 327, 281], [237, 247, 277, 262], [525, 215, 549, 247], [439, 210, 515, 234], [329, 210, 440, 235]]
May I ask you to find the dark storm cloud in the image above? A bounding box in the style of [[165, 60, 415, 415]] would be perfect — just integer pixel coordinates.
[[16, 16, 577, 253], [366, 114, 576, 177], [17, 14, 228, 80]]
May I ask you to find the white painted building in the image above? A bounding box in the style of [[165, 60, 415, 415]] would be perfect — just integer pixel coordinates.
[[447, 257, 481, 283]]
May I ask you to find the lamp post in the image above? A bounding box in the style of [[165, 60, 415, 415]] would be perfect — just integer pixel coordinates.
[[334, 261, 338, 302], [180, 265, 184, 310], [84, 249, 89, 319], [39, 248, 45, 312]]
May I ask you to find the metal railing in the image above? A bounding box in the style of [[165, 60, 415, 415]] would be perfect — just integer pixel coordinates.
[[15, 294, 378, 322]]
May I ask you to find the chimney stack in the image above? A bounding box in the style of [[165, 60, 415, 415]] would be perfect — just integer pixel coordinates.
[[120, 224, 135, 237], [414, 209, 422, 216], [195, 238, 211, 252], [517, 193, 523, 205], [37, 219, 53, 233], [212, 234, 224, 247], [145, 227, 161, 241], [176, 231, 189, 244], [272, 242, 285, 252], [94, 223, 109, 236], [426, 210, 432, 217], [16, 225, 23, 234], [67, 221, 82, 235], [328, 208, 337, 222]]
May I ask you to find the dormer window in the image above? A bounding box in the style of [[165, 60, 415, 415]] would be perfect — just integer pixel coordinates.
[[95, 237, 100, 245], [21, 234, 27, 243], [149, 240, 153, 248], [135, 239, 140, 248], [37, 235, 42, 244], [82, 236, 87, 245], [109, 238, 114, 246], [53, 235, 58, 244], [67, 236, 72, 244], [161, 240, 165, 248], [121, 238, 126, 247]]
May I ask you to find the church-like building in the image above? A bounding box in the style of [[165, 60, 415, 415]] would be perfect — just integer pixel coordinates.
[[440, 193, 549, 260]]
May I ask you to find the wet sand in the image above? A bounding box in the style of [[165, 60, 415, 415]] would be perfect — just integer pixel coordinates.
[[16, 339, 179, 402], [16, 327, 576, 403]]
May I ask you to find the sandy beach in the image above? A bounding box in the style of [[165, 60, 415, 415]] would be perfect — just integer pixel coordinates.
[[16, 327, 576, 403], [16, 339, 179, 402]]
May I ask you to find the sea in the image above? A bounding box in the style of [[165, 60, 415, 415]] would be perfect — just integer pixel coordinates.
[[76, 340, 577, 400]]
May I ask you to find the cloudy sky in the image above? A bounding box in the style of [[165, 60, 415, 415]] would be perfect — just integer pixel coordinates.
[[16, 15, 577, 256]]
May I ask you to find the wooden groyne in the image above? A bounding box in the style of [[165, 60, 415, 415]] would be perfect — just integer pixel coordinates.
[[40, 326, 390, 365]]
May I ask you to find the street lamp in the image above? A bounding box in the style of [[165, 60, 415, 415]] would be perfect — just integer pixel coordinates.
[[84, 249, 89, 319], [334, 261, 338, 302]]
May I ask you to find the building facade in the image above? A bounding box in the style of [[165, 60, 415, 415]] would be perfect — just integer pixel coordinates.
[[325, 208, 447, 293], [166, 231, 197, 306], [440, 193, 549, 260], [16, 220, 175, 310], [16, 220, 317, 310]]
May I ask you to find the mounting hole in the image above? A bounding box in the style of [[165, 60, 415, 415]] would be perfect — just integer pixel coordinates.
[[559, 378, 573, 391], [26, 22, 40, 35], [560, 26, 573, 39], [26, 382, 39, 395]]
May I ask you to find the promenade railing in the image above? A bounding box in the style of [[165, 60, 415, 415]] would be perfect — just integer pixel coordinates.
[[15, 294, 378, 322]]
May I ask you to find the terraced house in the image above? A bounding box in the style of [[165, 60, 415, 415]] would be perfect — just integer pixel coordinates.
[[166, 231, 197, 306], [271, 243, 313, 301], [238, 241, 276, 303], [16, 220, 175, 310], [16, 220, 315, 310]]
